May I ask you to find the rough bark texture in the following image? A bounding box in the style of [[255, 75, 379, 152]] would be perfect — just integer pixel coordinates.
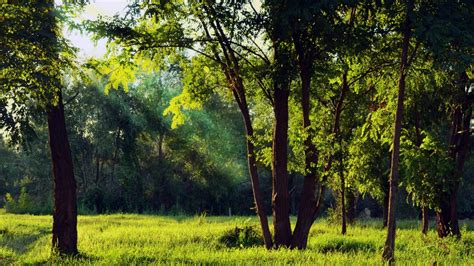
[[272, 86, 292, 247], [48, 92, 78, 255], [382, 2, 412, 261]]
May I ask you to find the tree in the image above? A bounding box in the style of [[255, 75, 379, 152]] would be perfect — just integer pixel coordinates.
[[0, 1, 78, 255], [382, 0, 414, 261], [87, 0, 275, 248]]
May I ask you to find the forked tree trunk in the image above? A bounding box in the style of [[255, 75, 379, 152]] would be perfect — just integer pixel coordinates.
[[48, 92, 78, 255], [382, 1, 412, 261]]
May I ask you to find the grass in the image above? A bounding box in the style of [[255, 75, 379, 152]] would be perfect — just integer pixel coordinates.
[[0, 210, 473, 265]]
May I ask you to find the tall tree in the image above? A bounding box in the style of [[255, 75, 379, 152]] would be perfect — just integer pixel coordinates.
[[265, 0, 293, 246], [0, 0, 78, 255], [382, 0, 414, 261], [88, 0, 274, 248]]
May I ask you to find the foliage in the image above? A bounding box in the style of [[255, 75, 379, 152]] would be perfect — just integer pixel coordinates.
[[0, 71, 252, 215], [218, 225, 263, 248], [400, 132, 452, 210]]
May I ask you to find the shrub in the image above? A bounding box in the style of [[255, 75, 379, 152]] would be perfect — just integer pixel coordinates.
[[218, 226, 263, 248], [4, 187, 51, 214], [4, 193, 17, 212]]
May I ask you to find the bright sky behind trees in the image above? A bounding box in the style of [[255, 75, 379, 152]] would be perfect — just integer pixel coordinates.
[[60, 0, 128, 58]]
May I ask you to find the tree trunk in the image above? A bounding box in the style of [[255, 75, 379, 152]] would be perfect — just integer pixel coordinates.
[[48, 91, 78, 255], [421, 206, 429, 234], [436, 98, 471, 238], [198, 10, 274, 248], [290, 63, 320, 249], [346, 190, 356, 224], [272, 86, 292, 247], [340, 151, 347, 235], [382, 1, 412, 261], [449, 191, 460, 237], [233, 88, 274, 249], [382, 192, 389, 228], [436, 201, 450, 237]]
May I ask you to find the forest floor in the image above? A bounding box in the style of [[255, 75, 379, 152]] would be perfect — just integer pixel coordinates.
[[0, 209, 473, 265]]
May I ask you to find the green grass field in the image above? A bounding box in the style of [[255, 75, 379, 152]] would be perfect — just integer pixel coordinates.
[[0, 209, 473, 265]]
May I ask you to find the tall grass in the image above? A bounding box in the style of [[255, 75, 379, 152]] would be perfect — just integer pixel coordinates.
[[0, 211, 472, 265]]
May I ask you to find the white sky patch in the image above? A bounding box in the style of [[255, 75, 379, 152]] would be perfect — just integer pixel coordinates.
[[61, 0, 264, 60], [61, 1, 129, 59]]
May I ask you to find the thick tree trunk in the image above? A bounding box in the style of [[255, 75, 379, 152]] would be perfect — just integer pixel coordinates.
[[272, 87, 292, 247], [290, 59, 321, 249], [421, 206, 429, 234], [436, 191, 460, 237], [48, 91, 78, 255], [449, 192, 460, 237], [436, 99, 471, 238], [382, 2, 412, 261], [436, 201, 451, 237]]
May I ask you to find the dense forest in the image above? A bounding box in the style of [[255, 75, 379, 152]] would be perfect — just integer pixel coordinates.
[[1, 0, 473, 262]]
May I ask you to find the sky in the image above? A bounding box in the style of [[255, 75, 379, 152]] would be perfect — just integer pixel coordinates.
[[62, 1, 128, 59]]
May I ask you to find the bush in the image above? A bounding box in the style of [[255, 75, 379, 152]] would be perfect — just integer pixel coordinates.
[[218, 226, 263, 248], [4, 193, 17, 212], [4, 187, 51, 214]]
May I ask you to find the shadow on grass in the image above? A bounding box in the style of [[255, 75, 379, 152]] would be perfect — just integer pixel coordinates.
[[0, 227, 50, 256], [314, 238, 378, 253]]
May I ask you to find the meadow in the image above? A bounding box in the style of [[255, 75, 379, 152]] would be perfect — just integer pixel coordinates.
[[0, 209, 473, 265]]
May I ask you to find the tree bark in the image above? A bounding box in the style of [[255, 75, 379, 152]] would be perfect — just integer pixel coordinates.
[[198, 7, 273, 248], [382, 192, 389, 228], [272, 85, 292, 247], [340, 151, 347, 235], [346, 190, 356, 224], [382, 1, 412, 261], [436, 201, 451, 237], [233, 88, 274, 249], [421, 206, 429, 234], [436, 96, 471, 238], [290, 60, 321, 249], [48, 91, 78, 255]]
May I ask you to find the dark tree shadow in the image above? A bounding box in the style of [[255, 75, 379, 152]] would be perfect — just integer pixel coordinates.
[[314, 239, 378, 254]]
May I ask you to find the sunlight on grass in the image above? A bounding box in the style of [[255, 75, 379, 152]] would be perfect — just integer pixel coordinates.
[[0, 211, 472, 265]]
